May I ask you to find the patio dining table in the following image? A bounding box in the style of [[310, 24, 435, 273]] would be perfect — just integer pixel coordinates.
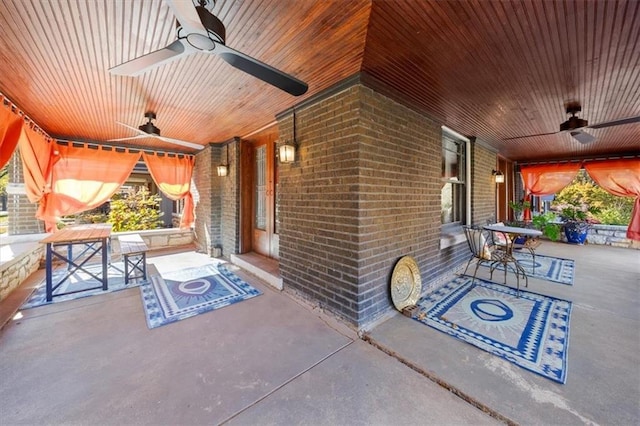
[[40, 223, 112, 302], [483, 224, 542, 294]]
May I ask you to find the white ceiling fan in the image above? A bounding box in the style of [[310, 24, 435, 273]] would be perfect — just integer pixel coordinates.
[[109, 112, 204, 150]]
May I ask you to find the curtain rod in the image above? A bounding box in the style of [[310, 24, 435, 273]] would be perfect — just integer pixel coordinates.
[[54, 139, 194, 158], [1, 92, 52, 140], [517, 153, 640, 167], [2, 91, 194, 158]]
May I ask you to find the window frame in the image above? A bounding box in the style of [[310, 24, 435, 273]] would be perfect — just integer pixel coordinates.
[[440, 126, 471, 248]]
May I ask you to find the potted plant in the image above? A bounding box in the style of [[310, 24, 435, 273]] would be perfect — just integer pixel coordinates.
[[558, 202, 600, 245], [508, 200, 531, 222], [531, 212, 562, 242]]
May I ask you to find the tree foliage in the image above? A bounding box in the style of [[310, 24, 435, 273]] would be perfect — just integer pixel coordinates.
[[0, 165, 8, 196], [108, 186, 163, 232], [552, 170, 633, 225]]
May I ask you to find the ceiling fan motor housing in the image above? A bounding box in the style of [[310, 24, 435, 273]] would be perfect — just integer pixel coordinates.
[[139, 122, 160, 136], [560, 116, 588, 131]]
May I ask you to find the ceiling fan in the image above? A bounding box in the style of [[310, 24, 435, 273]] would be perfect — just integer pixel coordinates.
[[504, 103, 640, 144], [109, 112, 204, 150], [109, 0, 308, 96]]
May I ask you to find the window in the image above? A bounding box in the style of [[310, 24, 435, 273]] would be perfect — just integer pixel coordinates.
[[441, 128, 468, 229], [173, 198, 185, 216]]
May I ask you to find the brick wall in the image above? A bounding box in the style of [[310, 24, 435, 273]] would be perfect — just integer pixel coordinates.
[[278, 86, 363, 323], [7, 151, 44, 235], [471, 142, 498, 225], [194, 144, 217, 255], [193, 140, 239, 258], [221, 139, 240, 256], [278, 83, 493, 328]]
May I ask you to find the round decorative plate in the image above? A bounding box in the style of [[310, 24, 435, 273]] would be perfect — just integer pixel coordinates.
[[390, 256, 422, 311]]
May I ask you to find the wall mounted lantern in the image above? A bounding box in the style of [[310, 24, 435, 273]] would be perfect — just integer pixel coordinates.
[[492, 169, 505, 183], [279, 143, 296, 163], [217, 144, 229, 177], [279, 108, 298, 164]]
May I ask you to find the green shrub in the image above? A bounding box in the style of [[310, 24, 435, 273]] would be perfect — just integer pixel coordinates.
[[597, 208, 630, 226], [108, 186, 163, 232], [554, 170, 633, 226]]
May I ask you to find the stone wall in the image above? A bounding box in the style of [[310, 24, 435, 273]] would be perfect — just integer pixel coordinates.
[[586, 224, 638, 249], [0, 239, 43, 302], [112, 228, 194, 252]]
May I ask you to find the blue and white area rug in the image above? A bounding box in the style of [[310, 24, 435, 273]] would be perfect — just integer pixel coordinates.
[[484, 252, 574, 285], [21, 262, 142, 309], [139, 263, 262, 329], [413, 276, 572, 383]]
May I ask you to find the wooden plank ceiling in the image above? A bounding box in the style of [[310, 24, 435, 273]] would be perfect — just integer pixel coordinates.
[[0, 0, 638, 161]]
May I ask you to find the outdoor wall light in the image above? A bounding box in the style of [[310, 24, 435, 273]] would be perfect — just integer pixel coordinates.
[[216, 164, 228, 177], [492, 169, 505, 183], [217, 144, 229, 177], [279, 142, 296, 163]]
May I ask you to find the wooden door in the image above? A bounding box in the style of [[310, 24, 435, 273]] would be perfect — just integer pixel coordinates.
[[252, 139, 279, 259]]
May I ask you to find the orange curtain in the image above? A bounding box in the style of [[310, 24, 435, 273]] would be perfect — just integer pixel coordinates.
[[0, 104, 24, 169], [520, 163, 581, 220], [40, 144, 140, 231], [18, 125, 54, 204], [584, 159, 640, 241], [142, 152, 195, 229]]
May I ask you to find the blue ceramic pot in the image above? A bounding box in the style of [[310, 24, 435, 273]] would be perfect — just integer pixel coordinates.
[[564, 222, 589, 245]]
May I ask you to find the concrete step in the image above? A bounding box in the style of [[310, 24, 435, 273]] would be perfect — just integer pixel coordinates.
[[230, 253, 283, 291]]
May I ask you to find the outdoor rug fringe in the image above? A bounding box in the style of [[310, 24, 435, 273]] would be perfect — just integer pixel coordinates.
[[413, 275, 571, 384], [139, 263, 261, 329], [21, 261, 145, 309], [483, 252, 574, 285]]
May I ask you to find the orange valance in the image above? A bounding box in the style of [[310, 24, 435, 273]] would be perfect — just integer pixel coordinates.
[[0, 105, 23, 169], [40, 144, 140, 231], [584, 159, 640, 241], [142, 152, 195, 229], [520, 163, 581, 220]]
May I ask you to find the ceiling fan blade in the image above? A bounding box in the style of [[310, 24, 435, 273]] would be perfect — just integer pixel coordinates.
[[164, 0, 206, 34], [570, 130, 597, 144], [213, 43, 308, 96], [503, 131, 559, 141], [587, 115, 640, 129], [157, 135, 204, 150], [107, 134, 150, 142], [109, 39, 188, 76], [116, 121, 147, 135]]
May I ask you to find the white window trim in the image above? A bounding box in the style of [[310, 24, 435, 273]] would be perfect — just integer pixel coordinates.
[[440, 126, 471, 248]]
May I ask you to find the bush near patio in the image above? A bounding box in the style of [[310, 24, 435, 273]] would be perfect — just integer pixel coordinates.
[[552, 170, 633, 226], [108, 186, 163, 232], [66, 185, 163, 232]]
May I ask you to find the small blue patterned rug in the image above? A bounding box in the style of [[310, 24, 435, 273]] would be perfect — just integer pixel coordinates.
[[139, 263, 262, 329], [484, 252, 574, 285], [413, 275, 571, 383], [21, 262, 142, 309]]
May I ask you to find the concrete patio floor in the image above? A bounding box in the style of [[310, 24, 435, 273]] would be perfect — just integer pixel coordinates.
[[0, 242, 638, 425], [368, 241, 640, 425], [0, 248, 498, 425]]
